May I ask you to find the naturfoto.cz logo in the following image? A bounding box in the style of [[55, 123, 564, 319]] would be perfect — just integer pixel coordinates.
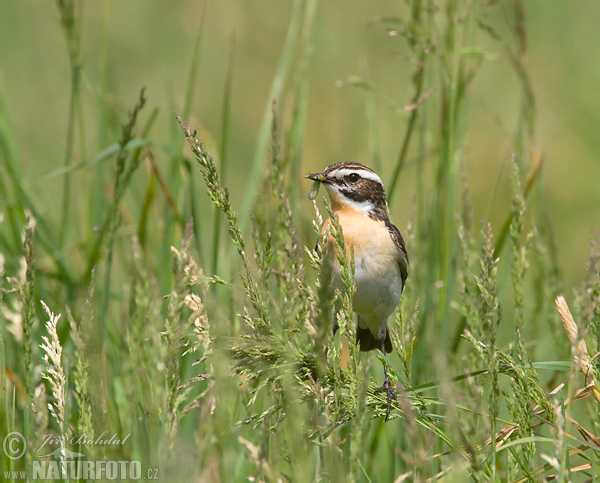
[[31, 459, 145, 481], [2, 431, 159, 481]]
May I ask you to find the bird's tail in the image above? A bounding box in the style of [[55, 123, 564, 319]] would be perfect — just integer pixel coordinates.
[[356, 322, 393, 354]]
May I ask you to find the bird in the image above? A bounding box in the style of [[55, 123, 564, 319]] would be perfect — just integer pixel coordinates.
[[306, 162, 408, 420]]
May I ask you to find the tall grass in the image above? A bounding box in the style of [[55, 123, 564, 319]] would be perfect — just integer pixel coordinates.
[[1, 0, 600, 481]]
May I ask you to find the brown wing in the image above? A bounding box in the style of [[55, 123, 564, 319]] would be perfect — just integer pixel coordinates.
[[385, 220, 408, 287]]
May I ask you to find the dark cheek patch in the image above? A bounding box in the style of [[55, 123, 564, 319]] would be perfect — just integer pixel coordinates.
[[340, 179, 377, 202], [340, 188, 367, 202]]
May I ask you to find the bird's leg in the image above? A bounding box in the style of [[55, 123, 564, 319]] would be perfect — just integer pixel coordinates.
[[375, 338, 397, 421]]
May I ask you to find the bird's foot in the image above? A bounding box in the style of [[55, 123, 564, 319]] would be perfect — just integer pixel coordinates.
[[375, 377, 397, 421]]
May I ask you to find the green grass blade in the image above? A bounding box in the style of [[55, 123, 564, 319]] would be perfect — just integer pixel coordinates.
[[212, 31, 236, 277], [235, 0, 307, 238]]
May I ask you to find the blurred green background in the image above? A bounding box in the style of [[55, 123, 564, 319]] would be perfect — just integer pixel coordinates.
[[1, 0, 599, 290], [2, 1, 600, 480]]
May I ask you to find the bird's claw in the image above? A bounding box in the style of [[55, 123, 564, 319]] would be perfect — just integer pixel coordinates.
[[375, 378, 397, 421]]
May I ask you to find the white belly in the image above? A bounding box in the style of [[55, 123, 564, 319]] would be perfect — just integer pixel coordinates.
[[330, 253, 402, 339], [324, 209, 405, 340], [353, 255, 402, 334]]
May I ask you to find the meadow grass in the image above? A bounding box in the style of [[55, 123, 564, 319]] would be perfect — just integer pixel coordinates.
[[1, 1, 600, 481]]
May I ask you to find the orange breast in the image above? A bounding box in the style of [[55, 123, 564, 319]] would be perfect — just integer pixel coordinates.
[[322, 207, 397, 262], [322, 207, 404, 334]]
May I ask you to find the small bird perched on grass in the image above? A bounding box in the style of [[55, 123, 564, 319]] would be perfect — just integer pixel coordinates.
[[306, 162, 408, 420]]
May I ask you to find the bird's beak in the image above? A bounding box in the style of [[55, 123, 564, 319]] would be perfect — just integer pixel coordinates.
[[305, 172, 329, 200], [305, 172, 328, 183]]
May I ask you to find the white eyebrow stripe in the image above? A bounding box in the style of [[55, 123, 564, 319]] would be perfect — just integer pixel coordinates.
[[330, 168, 382, 184]]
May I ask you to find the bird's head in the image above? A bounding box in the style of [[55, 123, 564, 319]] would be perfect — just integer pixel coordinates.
[[305, 162, 389, 221]]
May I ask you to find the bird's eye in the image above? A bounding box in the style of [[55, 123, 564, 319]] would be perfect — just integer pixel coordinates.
[[348, 173, 360, 183]]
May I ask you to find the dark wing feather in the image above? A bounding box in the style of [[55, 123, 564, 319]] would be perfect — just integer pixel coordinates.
[[385, 220, 408, 287]]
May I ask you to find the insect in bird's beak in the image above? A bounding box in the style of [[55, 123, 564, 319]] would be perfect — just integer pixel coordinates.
[[305, 172, 327, 200]]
